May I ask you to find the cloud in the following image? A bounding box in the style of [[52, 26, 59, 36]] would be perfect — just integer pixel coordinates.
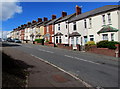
[[0, 31, 10, 39], [0, 0, 22, 21]]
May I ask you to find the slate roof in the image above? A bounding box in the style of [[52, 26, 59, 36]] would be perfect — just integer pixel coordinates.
[[38, 20, 52, 27], [97, 25, 119, 34], [68, 5, 120, 23], [45, 17, 62, 26], [55, 13, 76, 24]]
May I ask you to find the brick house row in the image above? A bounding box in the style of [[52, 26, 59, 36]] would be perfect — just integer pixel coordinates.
[[8, 5, 120, 50]]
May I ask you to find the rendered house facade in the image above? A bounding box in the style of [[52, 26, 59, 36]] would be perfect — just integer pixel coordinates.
[[8, 5, 120, 49], [68, 5, 120, 48], [54, 12, 75, 45]]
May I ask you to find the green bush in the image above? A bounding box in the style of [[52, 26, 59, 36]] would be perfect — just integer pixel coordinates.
[[97, 40, 120, 49], [35, 39, 43, 43]]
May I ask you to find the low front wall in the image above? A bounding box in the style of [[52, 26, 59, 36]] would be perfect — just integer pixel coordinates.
[[57, 44, 72, 50], [44, 43, 54, 47], [86, 45, 120, 57]]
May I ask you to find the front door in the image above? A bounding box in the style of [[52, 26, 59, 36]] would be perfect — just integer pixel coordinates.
[[84, 36, 88, 44]]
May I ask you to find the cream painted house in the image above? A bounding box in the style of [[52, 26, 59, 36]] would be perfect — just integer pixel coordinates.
[[68, 5, 120, 48]]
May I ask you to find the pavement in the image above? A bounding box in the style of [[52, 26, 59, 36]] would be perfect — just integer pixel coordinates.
[[2, 45, 88, 88], [2, 42, 119, 88]]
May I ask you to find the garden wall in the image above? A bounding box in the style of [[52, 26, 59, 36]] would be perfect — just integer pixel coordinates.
[[86, 44, 120, 57], [44, 43, 54, 47]]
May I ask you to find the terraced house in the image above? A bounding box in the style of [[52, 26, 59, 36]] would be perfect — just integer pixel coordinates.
[[54, 12, 75, 45], [68, 5, 120, 49], [44, 15, 61, 43], [8, 5, 120, 49]]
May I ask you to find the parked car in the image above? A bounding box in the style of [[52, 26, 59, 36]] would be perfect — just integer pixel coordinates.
[[13, 39, 21, 43], [7, 38, 14, 42]]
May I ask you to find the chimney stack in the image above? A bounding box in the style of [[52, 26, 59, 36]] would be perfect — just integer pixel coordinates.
[[32, 20, 36, 23], [27, 22, 31, 25], [38, 18, 42, 22], [44, 17, 48, 21], [76, 5, 81, 15], [21, 25, 24, 27], [62, 12, 67, 17], [52, 15, 56, 20]]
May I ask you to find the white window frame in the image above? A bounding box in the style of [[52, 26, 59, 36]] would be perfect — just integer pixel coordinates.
[[89, 35, 94, 41], [102, 15, 106, 25], [58, 24, 60, 31], [111, 33, 114, 41], [108, 13, 111, 24], [84, 19, 87, 28], [102, 34, 108, 40], [73, 22, 76, 30], [89, 18, 92, 28]]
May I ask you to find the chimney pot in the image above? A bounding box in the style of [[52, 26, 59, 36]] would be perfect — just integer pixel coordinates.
[[52, 15, 56, 20], [32, 20, 36, 23], [27, 22, 31, 25], [44, 17, 48, 21], [38, 18, 42, 22], [62, 12, 67, 17], [76, 5, 81, 15]]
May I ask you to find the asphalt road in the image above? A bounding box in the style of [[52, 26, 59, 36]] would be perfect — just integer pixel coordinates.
[[2, 42, 119, 88]]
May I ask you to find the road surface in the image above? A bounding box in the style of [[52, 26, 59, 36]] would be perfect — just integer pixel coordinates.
[[2, 42, 119, 88]]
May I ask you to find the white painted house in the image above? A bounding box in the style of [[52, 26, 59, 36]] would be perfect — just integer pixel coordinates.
[[68, 5, 120, 48], [54, 12, 75, 45]]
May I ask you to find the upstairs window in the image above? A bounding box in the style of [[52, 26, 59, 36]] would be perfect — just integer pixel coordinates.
[[73, 22, 76, 30], [84, 19, 87, 28], [47, 26, 49, 32], [58, 24, 60, 31], [102, 15, 105, 25], [111, 33, 114, 41], [108, 13, 111, 24], [89, 18, 92, 28], [66, 22, 68, 29]]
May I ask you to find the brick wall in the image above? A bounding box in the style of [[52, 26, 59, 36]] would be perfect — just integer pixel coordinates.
[[57, 44, 72, 50], [86, 45, 120, 57], [44, 43, 54, 47]]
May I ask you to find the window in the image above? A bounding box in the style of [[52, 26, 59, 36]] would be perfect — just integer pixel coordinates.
[[108, 13, 111, 24], [111, 33, 114, 41], [84, 19, 87, 28], [89, 35, 94, 41], [56, 37, 58, 43], [59, 36, 62, 43], [58, 24, 60, 30], [66, 22, 67, 29], [102, 15, 105, 25], [103, 34, 108, 40], [47, 26, 49, 32], [89, 18, 92, 28], [73, 22, 76, 30]]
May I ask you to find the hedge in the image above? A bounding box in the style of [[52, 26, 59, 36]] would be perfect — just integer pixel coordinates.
[[34, 39, 43, 43], [97, 40, 120, 49]]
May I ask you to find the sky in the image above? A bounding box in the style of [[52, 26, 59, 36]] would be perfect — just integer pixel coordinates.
[[0, 1, 119, 38]]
